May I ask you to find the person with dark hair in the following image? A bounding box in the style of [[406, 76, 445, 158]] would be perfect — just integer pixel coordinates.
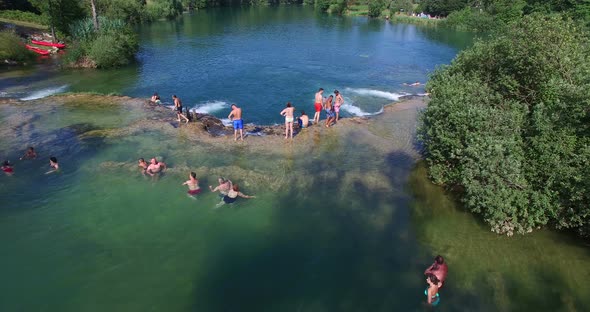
[[334, 90, 343, 121], [228, 104, 244, 141], [313, 88, 324, 125], [424, 255, 448, 287], [425, 273, 440, 306], [324, 95, 335, 127], [297, 110, 309, 129], [46, 156, 59, 174], [173, 95, 189, 123], [1, 160, 14, 175], [20, 147, 37, 160], [216, 184, 255, 207], [183, 172, 201, 196], [138, 158, 148, 174], [280, 102, 295, 139], [209, 177, 232, 197]]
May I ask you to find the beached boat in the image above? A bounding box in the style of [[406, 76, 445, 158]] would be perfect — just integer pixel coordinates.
[[25, 44, 51, 55], [31, 40, 66, 49]]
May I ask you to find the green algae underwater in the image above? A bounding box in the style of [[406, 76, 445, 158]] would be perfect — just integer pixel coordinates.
[[0, 95, 589, 311]]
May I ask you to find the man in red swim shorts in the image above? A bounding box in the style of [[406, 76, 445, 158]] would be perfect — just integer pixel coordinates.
[[313, 88, 324, 125]]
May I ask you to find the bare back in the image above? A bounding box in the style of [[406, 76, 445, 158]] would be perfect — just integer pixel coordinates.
[[315, 92, 323, 103], [229, 107, 242, 120], [281, 107, 295, 118]]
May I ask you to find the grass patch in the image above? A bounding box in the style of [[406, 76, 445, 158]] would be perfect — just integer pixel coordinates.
[[346, 4, 368, 16], [389, 14, 443, 26], [0, 18, 48, 30]]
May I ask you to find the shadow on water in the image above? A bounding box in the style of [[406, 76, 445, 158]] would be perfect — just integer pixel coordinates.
[[188, 147, 446, 311]]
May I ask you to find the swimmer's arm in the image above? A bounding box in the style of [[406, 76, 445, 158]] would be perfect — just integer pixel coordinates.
[[45, 169, 57, 174], [228, 111, 234, 120], [280, 108, 286, 116], [238, 192, 255, 199], [209, 185, 217, 192]]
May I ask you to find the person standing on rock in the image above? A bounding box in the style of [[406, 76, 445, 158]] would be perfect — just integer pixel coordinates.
[[313, 88, 324, 125], [334, 90, 344, 122], [228, 104, 244, 141], [173, 95, 189, 124], [280, 102, 295, 139]]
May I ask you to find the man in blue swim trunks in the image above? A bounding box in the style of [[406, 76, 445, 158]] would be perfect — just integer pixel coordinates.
[[228, 104, 244, 141]]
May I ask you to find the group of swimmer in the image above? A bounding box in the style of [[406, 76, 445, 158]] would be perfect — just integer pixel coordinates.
[[137, 157, 255, 206], [423, 255, 448, 306], [1, 147, 60, 176], [150, 88, 347, 140]]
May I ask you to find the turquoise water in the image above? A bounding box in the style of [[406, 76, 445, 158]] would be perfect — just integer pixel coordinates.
[[1, 6, 589, 312], [1, 6, 472, 124]]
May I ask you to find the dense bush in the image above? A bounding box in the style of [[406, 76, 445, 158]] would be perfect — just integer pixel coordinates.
[[368, 0, 385, 17], [0, 30, 35, 65], [443, 7, 495, 32], [419, 14, 590, 237], [67, 17, 138, 68], [0, 10, 47, 25]]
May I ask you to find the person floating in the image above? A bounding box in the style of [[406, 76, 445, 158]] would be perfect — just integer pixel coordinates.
[[404, 81, 422, 87], [173, 95, 189, 124], [217, 184, 255, 207], [209, 177, 232, 196], [280, 102, 295, 139], [138, 158, 148, 175], [150, 92, 161, 105], [46, 156, 59, 174], [228, 103, 244, 141], [313, 88, 324, 125], [324, 95, 335, 128], [1, 160, 14, 176], [334, 90, 343, 122], [146, 158, 167, 176], [20, 147, 37, 160], [297, 110, 309, 129], [425, 273, 441, 306], [424, 255, 448, 287], [183, 172, 201, 196]]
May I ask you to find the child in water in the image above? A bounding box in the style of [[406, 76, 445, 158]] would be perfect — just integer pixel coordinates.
[[46, 156, 59, 174], [20, 147, 37, 160]]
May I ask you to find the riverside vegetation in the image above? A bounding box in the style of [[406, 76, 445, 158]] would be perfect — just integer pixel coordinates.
[[419, 14, 590, 238]]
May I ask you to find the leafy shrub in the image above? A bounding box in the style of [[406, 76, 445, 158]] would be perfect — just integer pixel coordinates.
[[316, 0, 331, 12], [88, 32, 138, 68], [420, 14, 590, 237], [0, 30, 35, 64], [368, 0, 384, 17], [329, 0, 347, 15], [0, 10, 47, 25], [443, 7, 495, 32], [146, 0, 183, 20]]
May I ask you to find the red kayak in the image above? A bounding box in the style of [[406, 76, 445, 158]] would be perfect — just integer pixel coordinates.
[[31, 40, 66, 49], [25, 44, 51, 55]]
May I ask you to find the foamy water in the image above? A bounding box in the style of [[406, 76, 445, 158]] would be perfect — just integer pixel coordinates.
[[190, 101, 229, 114], [20, 85, 69, 101], [345, 88, 408, 101]]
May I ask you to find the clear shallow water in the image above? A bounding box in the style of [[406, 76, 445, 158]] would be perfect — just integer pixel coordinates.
[[0, 97, 589, 311], [0, 6, 472, 124]]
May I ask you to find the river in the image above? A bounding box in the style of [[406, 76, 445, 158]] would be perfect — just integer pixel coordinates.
[[0, 5, 589, 312]]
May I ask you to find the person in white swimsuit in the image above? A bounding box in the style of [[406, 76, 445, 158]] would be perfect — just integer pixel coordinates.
[[280, 102, 295, 139]]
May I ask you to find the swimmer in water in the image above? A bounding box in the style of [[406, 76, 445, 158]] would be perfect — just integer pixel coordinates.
[[138, 158, 148, 175], [216, 184, 255, 207], [404, 81, 422, 87], [424, 255, 447, 287], [183, 172, 201, 197], [150, 92, 161, 105], [46, 156, 59, 174], [280, 102, 295, 139], [1, 160, 14, 176], [20, 147, 37, 160], [209, 177, 232, 196], [425, 273, 440, 306], [146, 158, 167, 176]]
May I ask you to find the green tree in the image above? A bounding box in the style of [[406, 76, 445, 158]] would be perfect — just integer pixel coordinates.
[[420, 14, 590, 237], [389, 0, 413, 14], [29, 0, 84, 38], [368, 0, 385, 17]]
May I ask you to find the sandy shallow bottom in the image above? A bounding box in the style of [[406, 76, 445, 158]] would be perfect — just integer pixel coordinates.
[[0, 94, 589, 311]]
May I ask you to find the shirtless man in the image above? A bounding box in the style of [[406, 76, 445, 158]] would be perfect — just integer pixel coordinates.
[[228, 104, 244, 141], [146, 158, 167, 176], [182, 172, 201, 196], [209, 177, 232, 196], [1, 160, 14, 176], [297, 110, 309, 129], [424, 255, 448, 287], [334, 90, 344, 121], [173, 95, 189, 123], [20, 147, 37, 160], [280, 102, 295, 139], [313, 88, 324, 125]]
